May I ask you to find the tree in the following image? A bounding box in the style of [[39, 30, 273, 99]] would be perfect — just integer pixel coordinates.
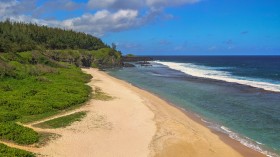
[[111, 43, 117, 50]]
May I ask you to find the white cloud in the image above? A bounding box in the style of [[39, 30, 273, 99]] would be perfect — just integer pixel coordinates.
[[146, 0, 199, 8], [0, 0, 37, 20], [61, 9, 139, 36], [87, 0, 199, 10], [87, 0, 144, 10], [0, 0, 200, 36], [0, 0, 19, 16], [3, 9, 140, 37], [6, 14, 60, 26], [88, 0, 116, 9]]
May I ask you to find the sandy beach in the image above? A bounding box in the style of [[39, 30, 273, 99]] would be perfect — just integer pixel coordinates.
[[33, 68, 265, 157]]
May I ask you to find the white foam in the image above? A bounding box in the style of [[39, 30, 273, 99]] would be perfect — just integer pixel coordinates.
[[221, 126, 232, 133], [154, 61, 280, 92], [219, 126, 279, 157], [200, 118, 210, 124]]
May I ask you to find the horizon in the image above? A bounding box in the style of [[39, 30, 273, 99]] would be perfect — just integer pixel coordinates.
[[1, 0, 279, 55], [134, 54, 280, 56]]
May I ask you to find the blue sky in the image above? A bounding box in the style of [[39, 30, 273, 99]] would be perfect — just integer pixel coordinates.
[[1, 0, 279, 55]]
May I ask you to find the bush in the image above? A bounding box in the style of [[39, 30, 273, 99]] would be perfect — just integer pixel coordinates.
[[0, 122, 39, 145], [0, 59, 15, 78], [0, 113, 20, 123], [0, 143, 34, 157], [0, 65, 91, 122]]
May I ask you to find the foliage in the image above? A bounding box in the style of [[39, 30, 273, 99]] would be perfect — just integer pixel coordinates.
[[0, 122, 39, 145], [35, 112, 87, 129], [42, 49, 122, 68], [0, 143, 34, 157], [0, 59, 92, 123], [0, 21, 123, 68], [0, 20, 107, 53], [0, 52, 92, 146], [0, 20, 122, 153], [91, 48, 122, 68]]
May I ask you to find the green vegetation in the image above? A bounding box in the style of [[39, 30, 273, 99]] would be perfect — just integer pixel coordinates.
[[35, 112, 87, 129], [0, 52, 91, 148], [44, 48, 122, 68], [0, 52, 92, 124], [0, 20, 106, 52], [0, 21, 123, 155], [0, 123, 39, 145], [93, 87, 113, 101], [0, 21, 123, 68], [0, 143, 34, 157]]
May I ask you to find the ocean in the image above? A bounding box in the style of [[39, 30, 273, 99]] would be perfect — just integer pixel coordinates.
[[108, 56, 280, 157]]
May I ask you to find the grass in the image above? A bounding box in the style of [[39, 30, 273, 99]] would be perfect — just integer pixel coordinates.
[[93, 87, 113, 101], [34, 111, 87, 129], [0, 143, 34, 157]]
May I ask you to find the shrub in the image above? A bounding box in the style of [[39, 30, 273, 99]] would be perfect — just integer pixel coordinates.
[[0, 143, 34, 157], [0, 122, 39, 145], [0, 113, 20, 123]]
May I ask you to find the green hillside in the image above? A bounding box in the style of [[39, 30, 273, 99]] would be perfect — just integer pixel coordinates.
[[0, 21, 122, 156]]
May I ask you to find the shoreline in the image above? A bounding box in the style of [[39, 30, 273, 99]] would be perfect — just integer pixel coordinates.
[[154, 61, 280, 93], [121, 83, 270, 157], [37, 68, 266, 157], [104, 69, 266, 157]]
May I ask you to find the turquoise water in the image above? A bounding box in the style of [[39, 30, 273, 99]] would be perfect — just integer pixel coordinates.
[[108, 56, 280, 157]]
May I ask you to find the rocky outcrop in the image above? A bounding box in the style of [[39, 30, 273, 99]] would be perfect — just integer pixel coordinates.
[[122, 56, 153, 62], [123, 63, 135, 67]]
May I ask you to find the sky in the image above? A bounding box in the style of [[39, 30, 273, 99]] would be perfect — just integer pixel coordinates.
[[0, 0, 280, 55]]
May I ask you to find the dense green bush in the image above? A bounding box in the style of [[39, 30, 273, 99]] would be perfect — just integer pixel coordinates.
[[0, 143, 34, 157], [43, 49, 122, 68], [0, 122, 39, 145], [0, 66, 91, 122], [0, 113, 19, 123], [0, 51, 92, 148], [91, 48, 122, 68]]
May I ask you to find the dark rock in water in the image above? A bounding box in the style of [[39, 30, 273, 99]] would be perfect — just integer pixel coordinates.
[[122, 56, 153, 62], [141, 64, 152, 66], [135, 61, 152, 66], [135, 61, 150, 65], [123, 63, 135, 67], [121, 56, 153, 67]]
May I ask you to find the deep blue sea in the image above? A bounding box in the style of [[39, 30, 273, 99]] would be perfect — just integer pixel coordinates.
[[108, 56, 280, 157]]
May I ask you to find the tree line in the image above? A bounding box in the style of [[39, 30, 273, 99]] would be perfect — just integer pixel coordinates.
[[0, 20, 108, 53]]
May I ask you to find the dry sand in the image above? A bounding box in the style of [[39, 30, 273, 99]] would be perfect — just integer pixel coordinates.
[[38, 68, 156, 157], [33, 68, 265, 157]]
